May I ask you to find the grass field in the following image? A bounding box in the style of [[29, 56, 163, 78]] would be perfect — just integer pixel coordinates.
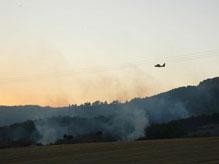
[[0, 137, 219, 164]]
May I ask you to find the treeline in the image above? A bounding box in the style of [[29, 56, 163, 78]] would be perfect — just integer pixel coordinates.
[[66, 77, 219, 116], [0, 120, 40, 148], [1, 113, 219, 148], [145, 113, 219, 139]]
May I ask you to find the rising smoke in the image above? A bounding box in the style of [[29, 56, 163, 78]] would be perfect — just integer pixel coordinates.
[[0, 99, 189, 145], [1, 77, 218, 145]]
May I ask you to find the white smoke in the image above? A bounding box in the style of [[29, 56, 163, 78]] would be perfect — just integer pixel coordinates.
[[0, 99, 189, 145]]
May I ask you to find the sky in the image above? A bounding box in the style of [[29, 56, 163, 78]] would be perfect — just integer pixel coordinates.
[[0, 0, 219, 106]]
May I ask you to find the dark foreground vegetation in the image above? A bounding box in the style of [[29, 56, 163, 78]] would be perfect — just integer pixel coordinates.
[[145, 113, 219, 139], [0, 113, 219, 149], [0, 137, 219, 164], [0, 77, 218, 149], [0, 121, 40, 148]]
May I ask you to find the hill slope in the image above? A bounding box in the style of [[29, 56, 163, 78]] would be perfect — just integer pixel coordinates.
[[0, 77, 218, 146]]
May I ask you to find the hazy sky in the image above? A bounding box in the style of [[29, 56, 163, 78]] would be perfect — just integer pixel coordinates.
[[0, 0, 219, 106]]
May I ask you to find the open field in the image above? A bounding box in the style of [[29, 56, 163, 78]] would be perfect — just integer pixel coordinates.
[[0, 137, 219, 164]]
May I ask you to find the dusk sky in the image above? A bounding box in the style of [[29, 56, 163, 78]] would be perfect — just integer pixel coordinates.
[[0, 0, 219, 106]]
